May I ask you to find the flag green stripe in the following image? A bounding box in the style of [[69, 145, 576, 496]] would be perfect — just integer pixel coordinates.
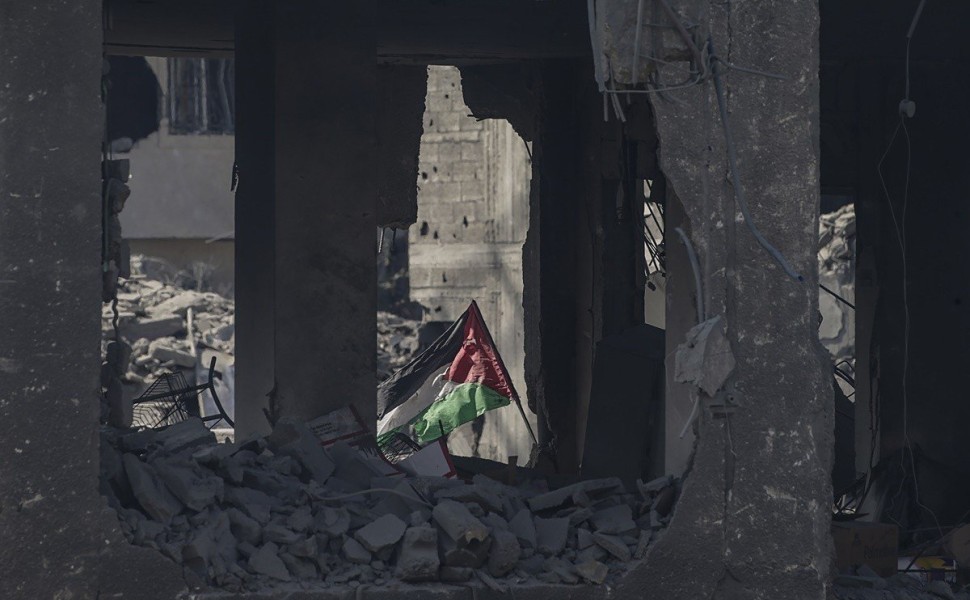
[[410, 382, 510, 444]]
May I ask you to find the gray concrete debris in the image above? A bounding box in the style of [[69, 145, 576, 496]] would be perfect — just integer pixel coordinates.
[[248, 543, 291, 581], [487, 530, 521, 577], [122, 454, 183, 523], [432, 499, 490, 545], [575, 560, 609, 584], [103, 411, 676, 591], [535, 517, 569, 556], [396, 526, 439, 581], [354, 513, 407, 553], [508, 508, 537, 549], [527, 477, 623, 512], [673, 315, 736, 396], [342, 537, 372, 565]]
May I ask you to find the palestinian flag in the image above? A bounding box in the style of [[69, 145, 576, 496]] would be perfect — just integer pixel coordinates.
[[377, 301, 532, 445]]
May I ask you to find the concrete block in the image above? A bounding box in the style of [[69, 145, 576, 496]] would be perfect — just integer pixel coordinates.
[[633, 529, 653, 559], [156, 461, 224, 512], [487, 530, 521, 577], [527, 478, 623, 512], [280, 552, 318, 579], [590, 504, 636, 535], [577, 527, 595, 550], [122, 454, 183, 522], [314, 506, 351, 537], [265, 417, 335, 484], [508, 508, 536, 549], [535, 517, 569, 556], [575, 560, 609, 584], [226, 508, 261, 545], [593, 532, 631, 561], [148, 339, 195, 367], [154, 417, 216, 456], [342, 537, 373, 565], [263, 523, 301, 545], [432, 499, 489, 544], [248, 542, 291, 580], [354, 513, 407, 553], [396, 526, 440, 582], [438, 530, 491, 568], [543, 556, 579, 584], [120, 315, 184, 340]]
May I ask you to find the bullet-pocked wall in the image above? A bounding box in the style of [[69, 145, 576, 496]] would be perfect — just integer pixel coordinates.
[[409, 66, 537, 464]]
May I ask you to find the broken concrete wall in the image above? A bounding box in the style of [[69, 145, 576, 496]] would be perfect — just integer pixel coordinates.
[[0, 3, 186, 598], [409, 66, 537, 465], [614, 1, 833, 598]]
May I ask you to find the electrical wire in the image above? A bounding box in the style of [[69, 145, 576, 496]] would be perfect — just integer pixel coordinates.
[[709, 43, 804, 282]]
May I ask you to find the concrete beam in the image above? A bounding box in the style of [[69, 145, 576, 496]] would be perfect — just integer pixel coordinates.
[[102, 0, 589, 62]]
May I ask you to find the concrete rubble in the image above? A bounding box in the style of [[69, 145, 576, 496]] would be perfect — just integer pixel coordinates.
[[102, 255, 421, 412], [818, 204, 855, 367], [101, 416, 679, 592]]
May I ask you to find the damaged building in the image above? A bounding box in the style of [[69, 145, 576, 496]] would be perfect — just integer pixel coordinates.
[[2, 0, 969, 598]]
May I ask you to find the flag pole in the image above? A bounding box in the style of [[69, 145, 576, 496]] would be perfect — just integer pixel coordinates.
[[512, 394, 538, 445]]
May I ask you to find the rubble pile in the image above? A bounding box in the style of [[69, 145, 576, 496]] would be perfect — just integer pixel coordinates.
[[103, 256, 420, 397], [102, 417, 676, 592], [834, 568, 970, 600], [818, 204, 855, 366], [101, 255, 235, 392], [377, 312, 420, 381]]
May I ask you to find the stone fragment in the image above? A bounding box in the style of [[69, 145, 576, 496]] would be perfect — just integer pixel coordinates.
[[156, 462, 224, 512], [432, 499, 490, 544], [148, 339, 196, 368], [354, 513, 407, 553], [280, 553, 318, 579], [122, 454, 183, 522], [535, 517, 569, 556], [150, 291, 211, 317], [438, 531, 491, 568], [487, 530, 521, 577], [544, 556, 579, 584], [396, 526, 440, 582], [120, 315, 184, 341], [634, 529, 653, 559], [263, 523, 301, 545], [575, 560, 609, 584], [342, 537, 372, 565], [287, 505, 313, 532], [527, 478, 623, 512], [248, 543, 291, 580], [482, 512, 509, 533], [286, 535, 317, 559], [154, 417, 216, 455], [477, 570, 506, 592], [518, 554, 546, 575], [593, 532, 631, 561], [227, 508, 261, 545], [434, 484, 503, 513], [508, 508, 536, 549], [266, 417, 335, 484], [591, 504, 636, 535]]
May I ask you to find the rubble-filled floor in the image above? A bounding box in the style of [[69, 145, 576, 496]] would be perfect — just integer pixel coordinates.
[[102, 417, 676, 594]]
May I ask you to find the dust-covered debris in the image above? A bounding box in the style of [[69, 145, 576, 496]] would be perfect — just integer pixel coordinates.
[[102, 416, 679, 592]]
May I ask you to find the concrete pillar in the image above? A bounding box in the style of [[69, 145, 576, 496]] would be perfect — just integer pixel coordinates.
[[234, 0, 277, 436], [618, 1, 831, 598], [272, 1, 378, 428], [0, 3, 102, 596]]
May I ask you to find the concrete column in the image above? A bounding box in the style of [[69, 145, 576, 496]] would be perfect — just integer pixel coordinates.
[[618, 1, 831, 598], [272, 1, 378, 428], [234, 0, 277, 436], [0, 3, 103, 597]]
